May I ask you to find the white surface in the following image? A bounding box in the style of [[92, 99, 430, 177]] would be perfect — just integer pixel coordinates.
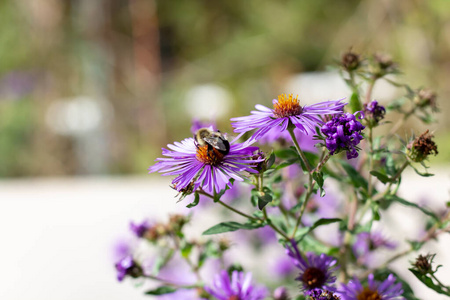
[[0, 168, 449, 299]]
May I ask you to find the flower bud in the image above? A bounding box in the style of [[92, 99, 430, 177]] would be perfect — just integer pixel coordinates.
[[341, 50, 361, 71], [115, 255, 143, 281]]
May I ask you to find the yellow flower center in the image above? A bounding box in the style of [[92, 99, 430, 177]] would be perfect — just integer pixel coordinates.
[[196, 144, 225, 166], [357, 288, 382, 300], [273, 94, 303, 118]]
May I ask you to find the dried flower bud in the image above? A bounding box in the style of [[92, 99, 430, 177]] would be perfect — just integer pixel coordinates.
[[415, 88, 438, 111], [341, 50, 361, 71], [371, 53, 397, 77], [168, 214, 189, 232], [218, 237, 232, 252], [413, 254, 435, 275], [274, 286, 290, 300], [407, 130, 438, 162]]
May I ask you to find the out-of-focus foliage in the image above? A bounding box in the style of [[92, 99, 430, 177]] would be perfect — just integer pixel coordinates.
[[0, 0, 448, 177]]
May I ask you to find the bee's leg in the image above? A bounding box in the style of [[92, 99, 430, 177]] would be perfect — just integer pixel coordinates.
[[207, 144, 214, 159]]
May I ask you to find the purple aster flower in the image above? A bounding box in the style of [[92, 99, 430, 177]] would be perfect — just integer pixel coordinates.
[[231, 94, 346, 142], [321, 112, 365, 159], [338, 274, 404, 300], [364, 100, 386, 125], [115, 255, 143, 281], [287, 240, 338, 291], [129, 220, 151, 238], [306, 288, 341, 300], [149, 137, 261, 194], [205, 270, 268, 300]]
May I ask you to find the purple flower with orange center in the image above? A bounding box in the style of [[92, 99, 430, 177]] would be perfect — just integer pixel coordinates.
[[231, 94, 346, 142], [287, 240, 338, 291], [338, 274, 404, 300], [149, 136, 261, 194], [205, 270, 268, 300]]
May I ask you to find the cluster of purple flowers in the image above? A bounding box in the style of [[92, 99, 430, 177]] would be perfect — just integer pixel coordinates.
[[321, 112, 365, 159]]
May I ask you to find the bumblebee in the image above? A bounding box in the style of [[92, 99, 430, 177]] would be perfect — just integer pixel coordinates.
[[194, 128, 230, 156]]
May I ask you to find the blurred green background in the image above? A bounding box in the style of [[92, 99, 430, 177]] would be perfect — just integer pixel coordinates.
[[1, 0, 449, 177]]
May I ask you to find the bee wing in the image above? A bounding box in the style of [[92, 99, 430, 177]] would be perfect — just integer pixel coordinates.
[[203, 136, 228, 151]]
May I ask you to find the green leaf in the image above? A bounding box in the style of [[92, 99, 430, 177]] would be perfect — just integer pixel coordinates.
[[294, 218, 342, 242], [313, 171, 325, 197], [257, 193, 272, 210], [186, 193, 200, 208], [275, 158, 300, 170], [384, 195, 438, 220], [203, 221, 265, 235], [370, 170, 391, 184], [145, 286, 177, 295], [349, 92, 362, 114], [339, 161, 368, 190], [266, 151, 276, 169], [274, 148, 297, 159], [409, 269, 450, 296]]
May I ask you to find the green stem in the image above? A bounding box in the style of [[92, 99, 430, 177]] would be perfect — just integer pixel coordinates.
[[367, 126, 374, 196], [198, 190, 259, 221], [287, 126, 312, 173], [431, 274, 450, 293], [263, 207, 290, 241]]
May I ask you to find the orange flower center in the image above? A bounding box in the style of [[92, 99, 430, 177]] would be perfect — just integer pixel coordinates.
[[302, 267, 326, 289], [357, 288, 382, 300], [273, 94, 303, 118], [196, 144, 225, 166], [228, 296, 241, 300]]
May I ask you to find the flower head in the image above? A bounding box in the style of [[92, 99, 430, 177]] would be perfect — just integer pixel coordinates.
[[321, 112, 365, 159], [307, 288, 341, 300], [149, 136, 261, 195], [205, 270, 268, 300], [339, 274, 404, 300], [115, 255, 143, 281], [364, 100, 386, 126], [231, 94, 346, 142], [406, 130, 438, 162], [287, 240, 338, 291]]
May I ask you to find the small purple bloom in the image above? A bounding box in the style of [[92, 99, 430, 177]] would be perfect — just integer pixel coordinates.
[[149, 137, 262, 194], [115, 255, 143, 281], [129, 220, 151, 238], [306, 288, 341, 300], [364, 100, 386, 125], [352, 231, 396, 266], [231, 94, 346, 142], [321, 112, 365, 159], [287, 240, 338, 291], [205, 270, 268, 300], [338, 274, 404, 300]]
